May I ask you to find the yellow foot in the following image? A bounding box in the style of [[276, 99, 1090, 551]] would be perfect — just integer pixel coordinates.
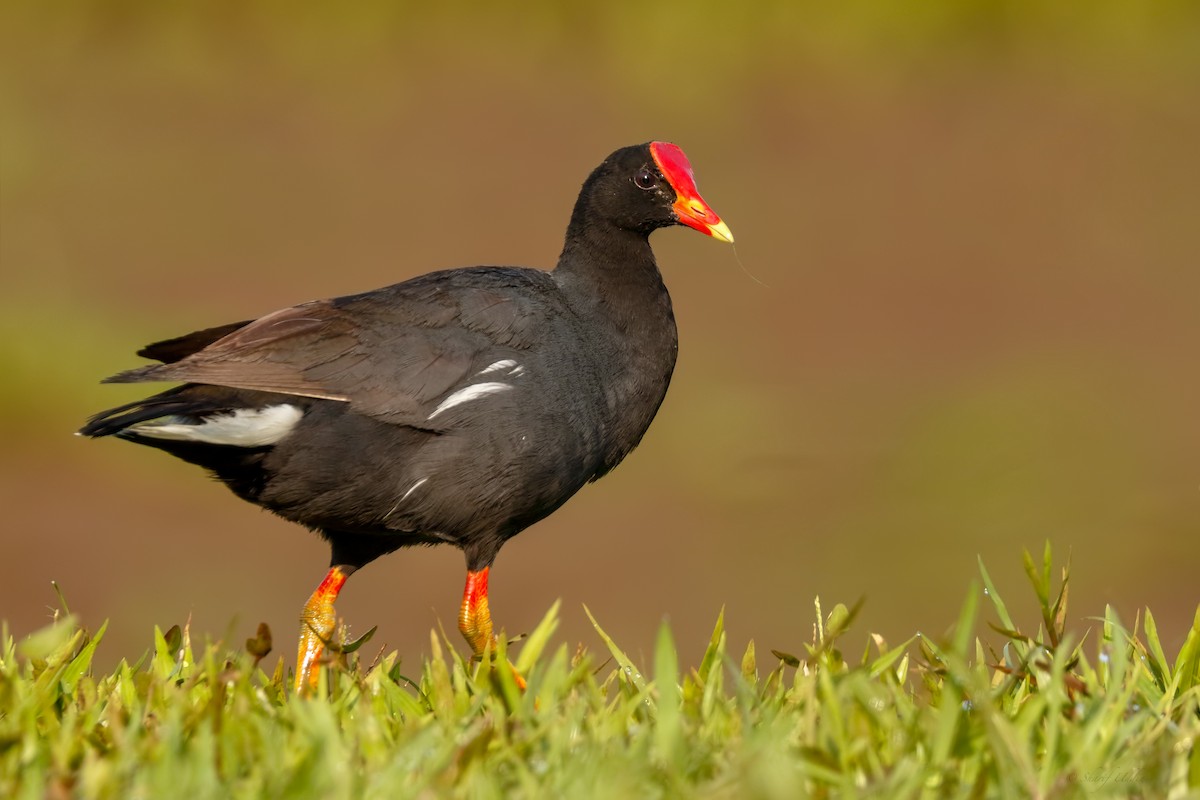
[[458, 566, 527, 691], [294, 566, 349, 694]]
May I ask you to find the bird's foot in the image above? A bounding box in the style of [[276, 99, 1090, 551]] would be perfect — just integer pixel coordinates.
[[294, 566, 351, 695]]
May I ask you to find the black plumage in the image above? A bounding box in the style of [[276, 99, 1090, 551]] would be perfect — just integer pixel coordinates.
[[81, 142, 733, 690]]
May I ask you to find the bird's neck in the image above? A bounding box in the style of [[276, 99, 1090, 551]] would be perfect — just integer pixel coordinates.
[[551, 211, 679, 476], [553, 206, 667, 310]]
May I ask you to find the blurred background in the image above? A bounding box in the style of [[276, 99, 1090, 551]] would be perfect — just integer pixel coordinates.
[[2, 1, 1198, 670]]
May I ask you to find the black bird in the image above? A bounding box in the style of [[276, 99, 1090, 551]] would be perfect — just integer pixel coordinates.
[[80, 142, 733, 692]]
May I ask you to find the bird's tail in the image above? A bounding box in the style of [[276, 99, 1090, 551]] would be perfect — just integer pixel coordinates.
[[78, 387, 227, 438]]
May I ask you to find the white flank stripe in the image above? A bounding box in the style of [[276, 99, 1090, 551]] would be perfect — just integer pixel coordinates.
[[135, 404, 303, 447], [400, 476, 429, 503], [384, 477, 429, 520], [427, 382, 512, 419], [478, 359, 519, 376]]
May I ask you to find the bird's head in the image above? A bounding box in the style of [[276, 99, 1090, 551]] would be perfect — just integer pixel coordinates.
[[583, 142, 733, 243]]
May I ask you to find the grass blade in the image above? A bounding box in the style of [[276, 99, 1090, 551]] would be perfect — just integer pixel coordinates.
[[653, 621, 682, 767], [514, 599, 561, 675], [584, 604, 646, 693]]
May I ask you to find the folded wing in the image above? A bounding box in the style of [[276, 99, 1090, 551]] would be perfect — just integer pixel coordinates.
[[104, 272, 546, 425]]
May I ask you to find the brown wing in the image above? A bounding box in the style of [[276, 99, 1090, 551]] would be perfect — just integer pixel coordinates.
[[106, 302, 359, 401], [103, 269, 551, 423], [136, 319, 254, 363]]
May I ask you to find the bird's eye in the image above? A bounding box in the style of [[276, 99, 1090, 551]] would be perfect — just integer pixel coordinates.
[[634, 168, 657, 190]]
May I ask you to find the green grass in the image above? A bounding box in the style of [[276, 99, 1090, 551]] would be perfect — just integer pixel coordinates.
[[2, 546, 1198, 798]]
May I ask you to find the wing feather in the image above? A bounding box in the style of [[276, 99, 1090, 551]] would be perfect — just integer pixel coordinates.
[[101, 269, 553, 424]]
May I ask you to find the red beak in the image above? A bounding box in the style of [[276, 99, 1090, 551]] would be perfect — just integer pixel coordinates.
[[650, 142, 734, 243]]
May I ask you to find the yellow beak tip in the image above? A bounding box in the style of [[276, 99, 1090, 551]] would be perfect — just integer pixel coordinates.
[[709, 220, 734, 244]]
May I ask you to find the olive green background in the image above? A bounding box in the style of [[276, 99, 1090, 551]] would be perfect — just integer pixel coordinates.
[[2, 1, 1198, 667]]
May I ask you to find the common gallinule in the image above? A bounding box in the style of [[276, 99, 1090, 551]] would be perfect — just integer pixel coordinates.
[[80, 142, 733, 692]]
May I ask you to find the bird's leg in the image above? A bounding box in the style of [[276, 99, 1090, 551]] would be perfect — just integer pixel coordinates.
[[295, 565, 353, 694], [458, 567, 494, 655], [458, 567, 526, 690]]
